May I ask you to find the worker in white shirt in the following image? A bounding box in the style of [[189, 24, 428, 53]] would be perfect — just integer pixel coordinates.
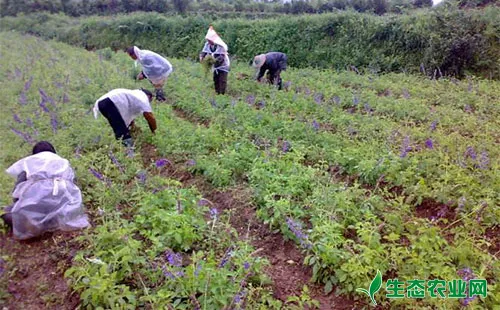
[[93, 88, 157, 147]]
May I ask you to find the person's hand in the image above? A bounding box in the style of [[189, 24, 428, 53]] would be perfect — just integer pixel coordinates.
[[136, 72, 145, 80]]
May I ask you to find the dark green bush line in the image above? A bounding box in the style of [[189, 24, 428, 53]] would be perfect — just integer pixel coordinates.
[[1, 6, 499, 78]]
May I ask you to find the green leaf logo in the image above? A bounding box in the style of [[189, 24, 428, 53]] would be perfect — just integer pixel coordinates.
[[356, 270, 382, 306]]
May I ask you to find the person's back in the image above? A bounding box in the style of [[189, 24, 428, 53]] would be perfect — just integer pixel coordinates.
[[4, 142, 89, 240], [93, 88, 156, 147]]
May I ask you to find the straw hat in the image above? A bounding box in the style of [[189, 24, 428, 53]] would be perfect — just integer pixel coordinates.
[[252, 54, 266, 68]]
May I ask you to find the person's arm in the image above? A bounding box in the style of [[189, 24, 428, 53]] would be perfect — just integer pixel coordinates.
[[143, 112, 157, 134], [256, 66, 266, 82]]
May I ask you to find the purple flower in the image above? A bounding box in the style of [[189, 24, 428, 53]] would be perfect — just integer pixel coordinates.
[[109, 151, 124, 172], [39, 88, 55, 107], [209, 208, 218, 220], [464, 104, 472, 113], [458, 267, 475, 281], [63, 93, 70, 103], [304, 87, 311, 95], [364, 103, 372, 113], [477, 151, 489, 170], [54, 82, 64, 89], [186, 159, 196, 166], [400, 136, 412, 158], [460, 296, 477, 306], [332, 95, 341, 105], [50, 113, 58, 133], [314, 93, 323, 104], [84, 77, 91, 84], [233, 290, 247, 305], [312, 120, 320, 131], [39, 100, 50, 113], [24, 77, 33, 91], [10, 127, 33, 144], [12, 113, 22, 123], [246, 95, 255, 105], [89, 168, 105, 182], [155, 158, 170, 168], [402, 88, 410, 99], [464, 146, 477, 160], [282, 140, 291, 153], [286, 217, 312, 249], [353, 95, 359, 106], [425, 138, 434, 149], [166, 251, 183, 267], [194, 264, 202, 277], [197, 199, 209, 207], [243, 262, 250, 270], [14, 67, 22, 78], [430, 121, 437, 131], [256, 100, 266, 109], [218, 247, 233, 268], [136, 171, 147, 184], [18, 93, 27, 105], [25, 118, 33, 127]]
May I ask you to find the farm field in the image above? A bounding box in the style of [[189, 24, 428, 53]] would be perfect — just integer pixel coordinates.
[[0, 32, 498, 309]]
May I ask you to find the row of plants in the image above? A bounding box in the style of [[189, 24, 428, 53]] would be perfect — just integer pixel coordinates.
[[120, 54, 499, 307], [0, 33, 310, 309]]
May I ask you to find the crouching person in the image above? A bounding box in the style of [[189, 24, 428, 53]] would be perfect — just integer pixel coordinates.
[[94, 88, 157, 147], [252, 52, 288, 90], [1, 141, 90, 240]]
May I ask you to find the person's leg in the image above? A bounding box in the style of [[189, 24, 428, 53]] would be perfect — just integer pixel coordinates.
[[97, 98, 132, 144], [219, 71, 228, 95], [152, 80, 166, 102], [213, 71, 220, 94]]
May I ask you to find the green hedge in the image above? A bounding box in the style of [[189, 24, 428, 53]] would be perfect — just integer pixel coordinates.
[[1, 6, 499, 78]]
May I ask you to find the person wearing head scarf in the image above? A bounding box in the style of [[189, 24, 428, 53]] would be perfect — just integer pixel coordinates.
[[252, 52, 288, 90], [93, 88, 157, 147], [126, 46, 173, 102], [199, 26, 230, 95], [1, 141, 90, 240]]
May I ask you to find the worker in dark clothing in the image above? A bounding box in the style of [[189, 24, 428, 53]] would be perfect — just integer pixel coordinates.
[[252, 52, 288, 90], [199, 26, 230, 95]]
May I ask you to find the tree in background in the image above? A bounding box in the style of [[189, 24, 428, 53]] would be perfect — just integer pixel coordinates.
[[413, 0, 433, 8], [172, 0, 190, 13]]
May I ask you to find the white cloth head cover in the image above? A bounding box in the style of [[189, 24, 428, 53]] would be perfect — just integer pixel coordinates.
[[6, 151, 89, 239], [205, 26, 228, 52], [252, 54, 267, 68]]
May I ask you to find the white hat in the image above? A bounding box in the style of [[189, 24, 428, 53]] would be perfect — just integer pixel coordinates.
[[205, 26, 228, 52], [252, 54, 266, 68]]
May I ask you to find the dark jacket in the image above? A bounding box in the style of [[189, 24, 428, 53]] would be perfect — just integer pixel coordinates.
[[257, 52, 288, 80]]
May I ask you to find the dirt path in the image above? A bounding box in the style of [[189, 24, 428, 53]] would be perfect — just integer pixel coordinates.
[[140, 142, 361, 309], [0, 231, 81, 310]]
